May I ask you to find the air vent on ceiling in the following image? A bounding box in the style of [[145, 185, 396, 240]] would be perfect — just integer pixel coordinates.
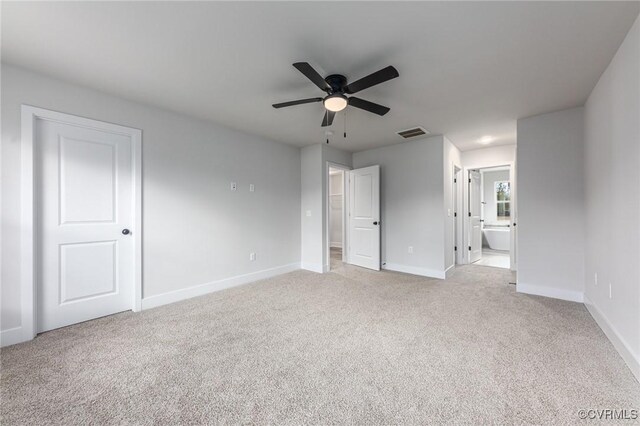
[[396, 126, 430, 139]]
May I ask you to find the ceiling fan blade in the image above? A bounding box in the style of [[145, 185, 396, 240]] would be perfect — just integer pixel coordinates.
[[348, 97, 390, 116], [344, 66, 399, 94], [321, 110, 336, 127], [272, 97, 323, 109], [293, 62, 331, 92]]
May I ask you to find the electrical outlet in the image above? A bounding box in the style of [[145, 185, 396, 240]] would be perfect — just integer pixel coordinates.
[[306, 210, 312, 217], [230, 182, 237, 191], [250, 252, 256, 261], [609, 282, 612, 299], [594, 272, 598, 286], [408, 246, 413, 254], [249, 184, 255, 192]]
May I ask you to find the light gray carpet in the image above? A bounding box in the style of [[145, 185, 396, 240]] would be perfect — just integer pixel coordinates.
[[1, 263, 639, 425]]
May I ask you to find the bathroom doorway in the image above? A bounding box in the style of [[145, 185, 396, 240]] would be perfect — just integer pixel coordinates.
[[467, 165, 512, 269]]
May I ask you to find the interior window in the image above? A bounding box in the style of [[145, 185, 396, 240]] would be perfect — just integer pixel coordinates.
[[495, 181, 511, 220]]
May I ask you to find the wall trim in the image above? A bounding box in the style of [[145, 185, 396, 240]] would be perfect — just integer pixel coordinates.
[[142, 263, 300, 310], [301, 262, 324, 274], [584, 295, 640, 382], [516, 282, 584, 303], [383, 263, 445, 279], [444, 264, 455, 279], [0, 327, 26, 348]]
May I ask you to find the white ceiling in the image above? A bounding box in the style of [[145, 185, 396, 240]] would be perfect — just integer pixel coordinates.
[[2, 2, 638, 152]]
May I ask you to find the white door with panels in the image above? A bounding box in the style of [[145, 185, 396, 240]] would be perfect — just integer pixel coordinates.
[[348, 165, 380, 270], [468, 170, 482, 263], [36, 118, 136, 332]]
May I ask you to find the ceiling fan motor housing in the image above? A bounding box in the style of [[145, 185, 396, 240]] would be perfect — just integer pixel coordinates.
[[325, 74, 347, 93]]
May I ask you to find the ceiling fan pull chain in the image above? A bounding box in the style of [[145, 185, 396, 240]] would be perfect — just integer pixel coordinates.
[[325, 111, 329, 143], [344, 109, 347, 138], [326, 111, 330, 144]]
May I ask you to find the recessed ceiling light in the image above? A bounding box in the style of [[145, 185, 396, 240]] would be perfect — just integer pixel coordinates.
[[478, 136, 494, 145]]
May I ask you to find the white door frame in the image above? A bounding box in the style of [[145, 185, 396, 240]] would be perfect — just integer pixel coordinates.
[[453, 166, 462, 265], [462, 161, 516, 269], [325, 161, 351, 270], [20, 105, 142, 343]]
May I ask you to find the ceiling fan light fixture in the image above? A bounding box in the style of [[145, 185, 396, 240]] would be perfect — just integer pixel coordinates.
[[324, 94, 348, 112]]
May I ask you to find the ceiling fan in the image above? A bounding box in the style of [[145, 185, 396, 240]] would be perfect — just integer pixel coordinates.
[[272, 62, 399, 127]]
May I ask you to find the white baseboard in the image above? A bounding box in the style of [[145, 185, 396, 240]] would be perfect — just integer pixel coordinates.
[[444, 264, 455, 279], [301, 262, 324, 273], [584, 295, 640, 382], [1, 326, 26, 347], [383, 263, 445, 279], [516, 282, 584, 303], [330, 242, 342, 249], [141, 263, 300, 310]]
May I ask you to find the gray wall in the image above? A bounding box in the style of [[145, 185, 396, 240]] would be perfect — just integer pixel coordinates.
[[353, 136, 446, 277], [1, 64, 301, 331], [462, 145, 516, 169], [300, 145, 323, 272], [516, 107, 585, 302], [300, 144, 351, 272], [584, 16, 639, 377]]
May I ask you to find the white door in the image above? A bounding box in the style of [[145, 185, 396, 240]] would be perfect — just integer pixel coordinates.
[[348, 165, 380, 270], [36, 118, 136, 332], [469, 170, 482, 263]]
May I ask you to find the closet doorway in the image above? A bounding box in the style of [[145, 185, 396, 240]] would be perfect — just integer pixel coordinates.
[[328, 166, 347, 270]]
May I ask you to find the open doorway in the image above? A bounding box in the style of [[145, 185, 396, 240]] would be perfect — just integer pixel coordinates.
[[328, 166, 347, 270], [468, 165, 512, 269]]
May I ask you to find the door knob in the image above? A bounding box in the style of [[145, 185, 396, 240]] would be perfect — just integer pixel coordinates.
[[373, 221, 379, 225], [122, 229, 131, 235]]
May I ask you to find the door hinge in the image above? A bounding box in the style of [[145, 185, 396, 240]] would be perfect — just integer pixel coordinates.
[[468, 212, 471, 217], [454, 246, 457, 251], [469, 178, 471, 183], [468, 246, 472, 251], [454, 212, 457, 217], [454, 178, 457, 183]]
